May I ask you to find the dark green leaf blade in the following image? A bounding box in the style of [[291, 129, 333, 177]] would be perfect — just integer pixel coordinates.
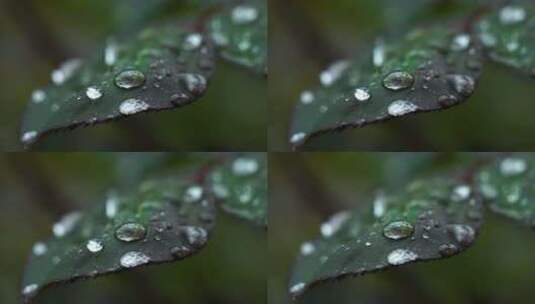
[[475, 1, 535, 77], [208, 153, 267, 226], [208, 0, 267, 74], [21, 23, 215, 147], [289, 24, 483, 149], [21, 178, 215, 304], [476, 154, 535, 227], [289, 178, 483, 299]]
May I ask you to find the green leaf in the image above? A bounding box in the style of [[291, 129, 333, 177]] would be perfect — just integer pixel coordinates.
[[289, 178, 483, 299], [476, 154, 535, 227], [475, 1, 535, 77], [21, 23, 215, 147], [208, 0, 267, 74], [208, 153, 267, 226], [21, 177, 216, 304], [289, 24, 483, 149]]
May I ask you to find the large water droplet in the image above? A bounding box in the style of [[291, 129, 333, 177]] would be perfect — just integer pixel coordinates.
[[120, 251, 150, 268], [387, 248, 418, 265], [115, 70, 146, 89], [232, 158, 259, 176], [354, 87, 371, 102], [500, 5, 526, 25], [52, 212, 81, 238], [86, 239, 103, 253], [383, 71, 414, 91], [119, 98, 149, 115], [32, 242, 47, 256], [388, 100, 418, 116], [86, 86, 103, 100], [383, 221, 414, 240], [115, 223, 147, 242], [500, 158, 527, 176], [232, 5, 259, 24]]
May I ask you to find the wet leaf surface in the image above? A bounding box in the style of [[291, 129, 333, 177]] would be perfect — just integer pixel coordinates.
[[476, 154, 535, 228], [289, 178, 483, 300], [22, 178, 215, 304], [475, 1, 535, 77], [208, 0, 267, 74], [21, 23, 215, 147], [208, 153, 267, 226], [289, 24, 483, 149]]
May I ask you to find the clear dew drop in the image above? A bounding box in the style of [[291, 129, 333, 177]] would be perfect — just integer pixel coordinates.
[[32, 90, 46, 104], [387, 248, 418, 265], [51, 59, 82, 85], [300, 242, 315, 256], [179, 73, 207, 96], [119, 98, 149, 115], [115, 223, 147, 242], [289, 282, 306, 297], [300, 90, 315, 105], [447, 224, 475, 247], [21, 131, 38, 145], [499, 5, 526, 25], [388, 100, 418, 117], [184, 185, 203, 203], [290, 132, 307, 146], [86, 86, 102, 100], [383, 221, 414, 240], [354, 87, 371, 102], [32, 242, 47, 256], [86, 239, 103, 253], [52, 212, 81, 238], [114, 70, 146, 89], [383, 71, 414, 91], [500, 158, 527, 176], [120, 251, 150, 268], [183, 33, 203, 51], [319, 61, 350, 87], [451, 185, 471, 201], [451, 34, 471, 51], [447, 74, 475, 97], [232, 158, 259, 176], [231, 5, 259, 24], [22, 284, 38, 297], [320, 211, 350, 238]]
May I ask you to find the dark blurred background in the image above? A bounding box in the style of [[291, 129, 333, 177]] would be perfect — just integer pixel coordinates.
[[269, 0, 535, 151], [0, 153, 266, 304], [269, 152, 535, 304], [0, 0, 266, 151]]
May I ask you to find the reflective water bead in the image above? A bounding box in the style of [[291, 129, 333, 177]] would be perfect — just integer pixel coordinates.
[[387, 248, 418, 265], [319, 61, 350, 87], [86, 239, 103, 253], [182, 226, 208, 246], [320, 212, 350, 238], [51, 59, 82, 85], [32, 242, 47, 256], [183, 33, 203, 51], [290, 132, 307, 145], [32, 90, 46, 103], [179, 74, 207, 95], [115, 223, 147, 242], [119, 99, 149, 115], [447, 224, 475, 247], [86, 86, 102, 100], [232, 5, 259, 24], [289, 282, 306, 297], [500, 158, 527, 176], [500, 6, 526, 25], [451, 34, 471, 51], [354, 88, 371, 102], [373, 39, 386, 67], [383, 71, 414, 91], [232, 158, 259, 176], [383, 221, 414, 240], [120, 251, 150, 268], [388, 100, 418, 116], [300, 91, 315, 105], [21, 131, 38, 144], [52, 212, 81, 238], [447, 74, 475, 96], [114, 70, 146, 89], [105, 40, 119, 66], [300, 242, 315, 256], [22, 284, 38, 296], [184, 186, 203, 203], [452, 185, 471, 201]]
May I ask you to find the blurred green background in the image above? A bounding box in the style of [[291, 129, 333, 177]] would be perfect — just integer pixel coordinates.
[[0, 0, 266, 151], [269, 0, 535, 151], [269, 152, 535, 304], [0, 153, 266, 304]]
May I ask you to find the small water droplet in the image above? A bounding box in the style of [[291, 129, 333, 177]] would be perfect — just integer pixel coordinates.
[[22, 284, 38, 297], [32, 90, 46, 104], [105, 40, 119, 66], [178, 73, 207, 95], [383, 71, 414, 91], [300, 242, 315, 256], [120, 251, 150, 268], [438, 243, 459, 257], [51, 59, 82, 85], [388, 100, 418, 116], [183, 33, 203, 51], [320, 61, 350, 86], [373, 192, 387, 218], [86, 239, 103, 253], [170, 246, 191, 258], [86, 86, 102, 100], [354, 87, 371, 102], [373, 39, 386, 67], [451, 185, 471, 201], [32, 242, 47, 256], [387, 248, 418, 265], [114, 70, 146, 89], [447, 224, 475, 247], [320, 212, 350, 238], [300, 90, 315, 105], [52, 212, 81, 238], [21, 131, 38, 145], [447, 74, 475, 96], [499, 5, 526, 25], [184, 186, 203, 203], [115, 223, 147, 242], [232, 158, 259, 176], [451, 34, 471, 51], [119, 98, 149, 115], [289, 282, 306, 297], [105, 194, 119, 218], [383, 221, 414, 240], [232, 5, 259, 24], [500, 157, 527, 176], [290, 132, 307, 146], [181, 226, 208, 247]]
